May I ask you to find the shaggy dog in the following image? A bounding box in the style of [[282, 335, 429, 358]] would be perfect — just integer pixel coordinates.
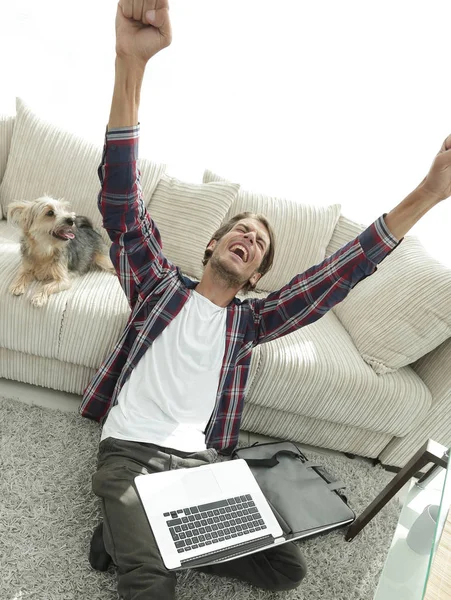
[[7, 195, 114, 307]]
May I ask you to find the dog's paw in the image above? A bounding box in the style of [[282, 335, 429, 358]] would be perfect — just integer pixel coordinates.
[[9, 282, 26, 296], [30, 292, 48, 307]]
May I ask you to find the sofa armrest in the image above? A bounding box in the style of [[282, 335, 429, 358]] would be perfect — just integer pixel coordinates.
[[378, 337, 451, 468]]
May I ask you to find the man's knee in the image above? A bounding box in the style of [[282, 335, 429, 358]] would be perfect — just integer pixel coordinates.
[[286, 549, 307, 589], [273, 542, 307, 591]]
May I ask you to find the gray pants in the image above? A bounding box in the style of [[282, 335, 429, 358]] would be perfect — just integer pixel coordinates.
[[92, 437, 307, 599]]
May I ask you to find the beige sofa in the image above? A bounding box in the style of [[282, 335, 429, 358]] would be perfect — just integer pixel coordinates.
[[1, 98, 450, 469]]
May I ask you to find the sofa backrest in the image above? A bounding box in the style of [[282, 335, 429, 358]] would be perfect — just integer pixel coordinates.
[[0, 98, 168, 247], [203, 169, 342, 293], [326, 213, 451, 375], [325, 214, 365, 256], [0, 99, 241, 281]]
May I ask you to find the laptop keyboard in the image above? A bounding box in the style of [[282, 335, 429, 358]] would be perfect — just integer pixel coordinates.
[[163, 494, 267, 553]]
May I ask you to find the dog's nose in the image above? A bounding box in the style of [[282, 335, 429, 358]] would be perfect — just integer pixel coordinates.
[[65, 218, 74, 226]]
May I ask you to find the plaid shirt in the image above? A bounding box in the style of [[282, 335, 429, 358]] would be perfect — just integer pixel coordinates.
[[79, 125, 401, 454]]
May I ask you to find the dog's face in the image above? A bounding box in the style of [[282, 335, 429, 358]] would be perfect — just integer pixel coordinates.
[[7, 196, 77, 243]]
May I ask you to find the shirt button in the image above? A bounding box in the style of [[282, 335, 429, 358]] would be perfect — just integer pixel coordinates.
[[111, 144, 117, 151]]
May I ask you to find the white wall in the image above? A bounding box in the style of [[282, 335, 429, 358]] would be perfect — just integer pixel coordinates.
[[1, 0, 450, 266]]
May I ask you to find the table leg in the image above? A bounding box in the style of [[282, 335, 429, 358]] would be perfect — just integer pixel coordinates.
[[345, 439, 448, 542]]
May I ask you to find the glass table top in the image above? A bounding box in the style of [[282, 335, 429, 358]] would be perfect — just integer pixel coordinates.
[[374, 449, 450, 600]]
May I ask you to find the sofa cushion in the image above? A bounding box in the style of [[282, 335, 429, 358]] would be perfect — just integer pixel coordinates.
[[242, 403, 394, 459], [0, 98, 167, 246], [244, 308, 432, 437], [147, 172, 240, 280], [57, 269, 131, 369], [0, 347, 97, 396], [0, 114, 15, 219], [325, 214, 365, 257], [332, 233, 451, 374], [203, 169, 341, 292]]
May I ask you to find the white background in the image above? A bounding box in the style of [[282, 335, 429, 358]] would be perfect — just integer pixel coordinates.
[[1, 0, 450, 265]]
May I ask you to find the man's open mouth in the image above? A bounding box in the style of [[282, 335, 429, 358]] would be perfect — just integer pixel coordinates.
[[229, 244, 249, 263], [51, 227, 75, 241]]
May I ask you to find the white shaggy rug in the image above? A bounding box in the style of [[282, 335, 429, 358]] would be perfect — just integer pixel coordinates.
[[0, 396, 401, 599]]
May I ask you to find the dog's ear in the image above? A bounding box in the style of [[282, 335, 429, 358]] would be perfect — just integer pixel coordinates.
[[7, 200, 33, 229]]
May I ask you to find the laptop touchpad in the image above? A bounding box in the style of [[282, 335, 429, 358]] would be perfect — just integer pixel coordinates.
[[181, 468, 222, 498]]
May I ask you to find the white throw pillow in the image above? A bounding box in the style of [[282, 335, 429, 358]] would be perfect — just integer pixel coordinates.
[[147, 173, 240, 280], [203, 169, 341, 292], [0, 98, 167, 245], [0, 114, 15, 219], [333, 235, 451, 373]]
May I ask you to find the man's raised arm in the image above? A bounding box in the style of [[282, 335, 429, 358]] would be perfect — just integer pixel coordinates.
[[384, 133, 451, 239], [108, 1, 171, 128], [99, 1, 172, 309]]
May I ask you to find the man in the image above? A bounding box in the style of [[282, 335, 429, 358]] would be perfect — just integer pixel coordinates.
[[80, 2, 451, 598]]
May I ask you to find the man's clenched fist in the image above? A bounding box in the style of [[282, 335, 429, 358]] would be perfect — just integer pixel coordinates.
[[421, 133, 451, 203], [115, 0, 172, 65]]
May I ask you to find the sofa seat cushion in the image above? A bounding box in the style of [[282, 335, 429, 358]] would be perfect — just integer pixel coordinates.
[[0, 220, 130, 368], [0, 98, 167, 247], [245, 309, 432, 438], [241, 402, 393, 459], [203, 169, 341, 293], [57, 270, 130, 369]]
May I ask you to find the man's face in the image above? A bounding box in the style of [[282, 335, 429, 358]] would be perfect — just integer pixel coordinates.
[[207, 218, 271, 289]]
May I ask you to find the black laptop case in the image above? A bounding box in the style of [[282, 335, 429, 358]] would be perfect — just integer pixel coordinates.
[[232, 440, 355, 539]]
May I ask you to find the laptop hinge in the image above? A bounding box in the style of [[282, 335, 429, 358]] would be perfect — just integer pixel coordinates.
[[180, 534, 276, 568]]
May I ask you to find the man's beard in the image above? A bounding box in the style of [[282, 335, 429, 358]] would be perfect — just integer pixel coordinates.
[[209, 252, 248, 289]]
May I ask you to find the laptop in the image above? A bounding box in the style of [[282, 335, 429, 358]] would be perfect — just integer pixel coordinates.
[[134, 457, 353, 570]]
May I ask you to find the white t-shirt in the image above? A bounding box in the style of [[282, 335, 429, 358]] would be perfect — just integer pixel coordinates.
[[100, 290, 227, 452]]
